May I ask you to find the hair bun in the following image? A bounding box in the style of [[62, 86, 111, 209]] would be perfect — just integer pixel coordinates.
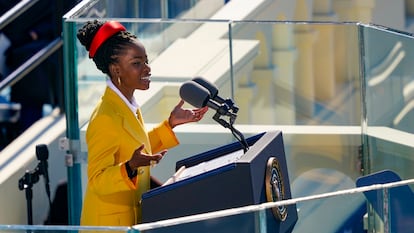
[[76, 20, 105, 51]]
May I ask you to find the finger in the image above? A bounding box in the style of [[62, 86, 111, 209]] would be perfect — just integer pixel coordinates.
[[201, 106, 209, 112], [193, 109, 207, 121], [192, 114, 200, 121], [152, 154, 163, 162], [196, 109, 207, 117], [152, 150, 167, 162], [135, 144, 145, 153], [194, 106, 208, 114], [159, 149, 168, 156], [176, 99, 185, 108], [150, 153, 164, 166]]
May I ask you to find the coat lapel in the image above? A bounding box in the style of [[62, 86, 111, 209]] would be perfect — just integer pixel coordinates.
[[103, 87, 151, 153]]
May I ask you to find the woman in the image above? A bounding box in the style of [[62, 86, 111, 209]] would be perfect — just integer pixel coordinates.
[[76, 20, 208, 226]]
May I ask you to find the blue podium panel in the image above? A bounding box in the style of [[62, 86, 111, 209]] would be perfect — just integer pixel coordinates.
[[141, 131, 298, 233]]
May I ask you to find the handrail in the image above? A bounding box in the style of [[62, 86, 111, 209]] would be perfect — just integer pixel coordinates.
[[0, 37, 63, 92], [0, 0, 39, 31]]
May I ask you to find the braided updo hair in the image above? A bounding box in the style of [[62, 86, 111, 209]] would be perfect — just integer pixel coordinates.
[[77, 20, 138, 75]]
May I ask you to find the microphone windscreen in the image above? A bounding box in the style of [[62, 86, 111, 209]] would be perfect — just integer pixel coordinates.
[[179, 81, 210, 108], [36, 144, 49, 161], [192, 77, 218, 98]]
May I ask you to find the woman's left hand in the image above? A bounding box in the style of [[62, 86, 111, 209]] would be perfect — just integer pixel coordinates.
[[168, 100, 208, 128]]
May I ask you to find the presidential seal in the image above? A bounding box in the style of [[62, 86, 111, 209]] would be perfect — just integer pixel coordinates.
[[265, 157, 287, 221]]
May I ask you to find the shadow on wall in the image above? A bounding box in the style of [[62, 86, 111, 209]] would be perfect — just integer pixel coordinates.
[[44, 181, 68, 225]]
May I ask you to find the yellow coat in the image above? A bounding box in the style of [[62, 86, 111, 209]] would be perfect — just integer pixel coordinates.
[[80, 87, 179, 226]]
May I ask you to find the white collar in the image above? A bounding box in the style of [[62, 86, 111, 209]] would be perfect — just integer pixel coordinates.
[[106, 79, 139, 114]]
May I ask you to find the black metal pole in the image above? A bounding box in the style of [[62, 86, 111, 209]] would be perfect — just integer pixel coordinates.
[[24, 171, 33, 225], [19, 169, 39, 226], [26, 188, 33, 225]]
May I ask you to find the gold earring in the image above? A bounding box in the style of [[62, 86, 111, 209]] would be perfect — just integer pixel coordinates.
[[117, 76, 121, 85]]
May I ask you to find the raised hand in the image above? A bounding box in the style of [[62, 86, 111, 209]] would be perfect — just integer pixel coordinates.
[[168, 99, 208, 128], [127, 144, 167, 169]]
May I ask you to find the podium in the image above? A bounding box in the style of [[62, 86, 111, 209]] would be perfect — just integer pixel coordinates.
[[141, 131, 298, 233]]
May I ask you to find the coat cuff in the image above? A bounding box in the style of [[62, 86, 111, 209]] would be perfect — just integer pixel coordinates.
[[158, 119, 179, 148], [121, 163, 137, 189]]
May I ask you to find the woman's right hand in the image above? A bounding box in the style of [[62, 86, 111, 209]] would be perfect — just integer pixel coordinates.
[[127, 144, 167, 169]]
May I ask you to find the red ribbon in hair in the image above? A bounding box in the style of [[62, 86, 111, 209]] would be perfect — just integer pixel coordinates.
[[89, 21, 127, 58]]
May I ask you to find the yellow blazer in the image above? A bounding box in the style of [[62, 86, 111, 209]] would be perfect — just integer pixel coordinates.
[[81, 87, 179, 227]]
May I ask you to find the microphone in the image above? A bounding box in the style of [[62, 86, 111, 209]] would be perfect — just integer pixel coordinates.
[[179, 81, 234, 116], [191, 77, 238, 113], [180, 79, 248, 152], [192, 77, 225, 104], [179, 81, 209, 108], [36, 144, 51, 202]]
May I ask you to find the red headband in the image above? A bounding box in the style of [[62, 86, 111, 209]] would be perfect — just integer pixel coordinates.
[[89, 21, 127, 58]]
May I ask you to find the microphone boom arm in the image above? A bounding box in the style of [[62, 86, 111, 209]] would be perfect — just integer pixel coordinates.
[[212, 106, 249, 153]]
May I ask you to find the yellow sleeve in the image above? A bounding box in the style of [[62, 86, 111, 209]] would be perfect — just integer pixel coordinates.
[[148, 119, 179, 153]]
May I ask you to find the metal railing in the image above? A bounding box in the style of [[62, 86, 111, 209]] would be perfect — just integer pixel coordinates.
[[0, 0, 63, 93], [0, 0, 39, 31], [0, 38, 63, 92], [0, 0, 64, 149]]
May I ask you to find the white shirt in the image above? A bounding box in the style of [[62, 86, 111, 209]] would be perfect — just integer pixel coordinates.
[[106, 79, 139, 116]]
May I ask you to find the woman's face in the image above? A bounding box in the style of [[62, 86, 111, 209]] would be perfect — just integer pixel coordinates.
[[114, 39, 151, 92]]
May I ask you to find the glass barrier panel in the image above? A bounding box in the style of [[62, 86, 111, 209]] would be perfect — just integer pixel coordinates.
[[360, 24, 414, 182], [292, 191, 367, 232], [362, 24, 414, 134], [228, 21, 362, 126], [365, 128, 414, 182], [359, 24, 414, 232], [60, 1, 414, 232]]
